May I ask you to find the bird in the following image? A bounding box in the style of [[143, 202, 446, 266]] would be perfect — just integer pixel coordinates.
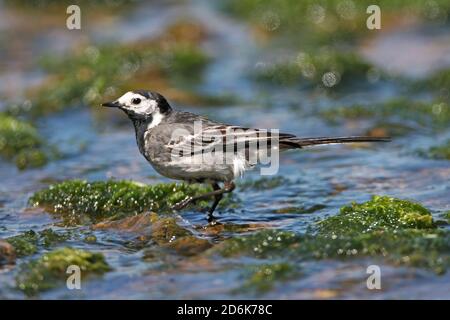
[[101, 90, 390, 221]]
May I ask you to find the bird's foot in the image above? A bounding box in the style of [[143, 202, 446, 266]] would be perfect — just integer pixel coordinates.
[[207, 213, 218, 224], [171, 196, 194, 211]]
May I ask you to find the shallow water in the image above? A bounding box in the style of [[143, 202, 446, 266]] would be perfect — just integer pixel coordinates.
[[0, 1, 449, 299]]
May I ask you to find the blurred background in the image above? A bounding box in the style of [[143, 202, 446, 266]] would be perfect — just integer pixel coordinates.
[[0, 0, 450, 299]]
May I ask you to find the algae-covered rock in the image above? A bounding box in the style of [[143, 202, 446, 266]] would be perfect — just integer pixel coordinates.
[[316, 196, 435, 236], [419, 140, 450, 161], [29, 180, 218, 225], [92, 212, 154, 233], [416, 68, 450, 98], [319, 99, 450, 131], [0, 240, 15, 265], [255, 51, 375, 89], [214, 196, 450, 274], [94, 211, 211, 255], [16, 247, 110, 296], [150, 217, 191, 245], [166, 236, 212, 257], [216, 229, 299, 258], [0, 113, 48, 169], [224, 0, 450, 47], [6, 231, 38, 257], [241, 262, 298, 293], [6, 229, 68, 257]]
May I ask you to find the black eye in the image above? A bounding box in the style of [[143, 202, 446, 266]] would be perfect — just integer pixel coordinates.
[[132, 98, 141, 105]]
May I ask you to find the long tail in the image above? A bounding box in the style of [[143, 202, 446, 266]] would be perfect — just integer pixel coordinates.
[[280, 136, 391, 148]]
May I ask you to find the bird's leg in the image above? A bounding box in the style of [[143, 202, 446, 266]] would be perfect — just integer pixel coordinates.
[[208, 183, 222, 211], [171, 182, 235, 214]]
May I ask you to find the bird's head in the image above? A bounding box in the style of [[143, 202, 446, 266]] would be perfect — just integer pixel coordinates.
[[101, 90, 172, 124]]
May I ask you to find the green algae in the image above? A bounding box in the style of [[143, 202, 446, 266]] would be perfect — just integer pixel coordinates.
[[418, 140, 450, 161], [217, 229, 450, 275], [241, 262, 298, 293], [319, 99, 450, 130], [6, 229, 68, 257], [255, 51, 375, 89], [16, 247, 110, 296], [217, 229, 299, 258], [214, 196, 450, 274], [416, 68, 450, 99], [316, 196, 435, 236], [29, 180, 229, 225], [224, 0, 450, 45], [6, 231, 38, 257], [29, 180, 237, 225], [0, 113, 48, 169]]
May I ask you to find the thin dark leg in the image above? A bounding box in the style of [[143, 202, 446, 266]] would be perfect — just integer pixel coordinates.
[[207, 183, 222, 222], [171, 182, 235, 215]]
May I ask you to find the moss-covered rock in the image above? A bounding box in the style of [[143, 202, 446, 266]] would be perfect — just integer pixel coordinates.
[[316, 196, 435, 236], [16, 247, 110, 296], [416, 68, 450, 99], [213, 196, 450, 274], [241, 262, 298, 293], [29, 180, 221, 225], [166, 236, 212, 256], [6, 229, 68, 257], [319, 99, 450, 131], [150, 217, 191, 245], [217, 229, 299, 258], [0, 113, 48, 169], [255, 51, 375, 89], [418, 140, 450, 161], [224, 0, 450, 46]]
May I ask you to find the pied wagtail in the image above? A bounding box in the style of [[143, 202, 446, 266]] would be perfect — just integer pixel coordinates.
[[102, 90, 390, 220]]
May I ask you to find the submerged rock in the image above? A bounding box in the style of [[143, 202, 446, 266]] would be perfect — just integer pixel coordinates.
[[151, 217, 191, 245], [166, 236, 212, 257], [240, 262, 298, 293], [214, 196, 450, 274], [0, 240, 15, 265], [0, 113, 48, 170], [29, 180, 217, 225], [238, 176, 292, 191], [254, 51, 375, 89], [94, 211, 212, 256], [419, 140, 450, 161], [93, 212, 154, 233], [16, 247, 110, 296], [319, 99, 450, 131], [6, 229, 68, 257]]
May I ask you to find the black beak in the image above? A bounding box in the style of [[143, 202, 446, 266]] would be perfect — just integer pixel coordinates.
[[101, 101, 121, 108]]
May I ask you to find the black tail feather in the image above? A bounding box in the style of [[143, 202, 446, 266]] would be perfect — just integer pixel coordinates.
[[282, 136, 391, 148]]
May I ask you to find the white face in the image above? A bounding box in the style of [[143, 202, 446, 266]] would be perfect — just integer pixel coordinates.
[[117, 91, 157, 116]]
